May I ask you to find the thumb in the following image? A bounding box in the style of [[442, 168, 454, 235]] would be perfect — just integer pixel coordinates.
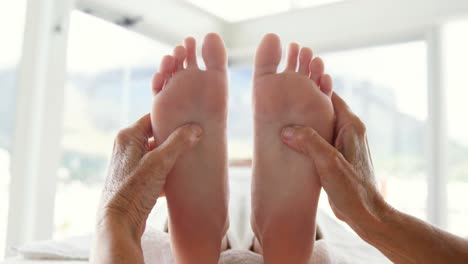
[[144, 124, 203, 175], [281, 125, 357, 203], [281, 126, 339, 164]]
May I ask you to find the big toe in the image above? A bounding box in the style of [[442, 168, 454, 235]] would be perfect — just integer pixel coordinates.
[[254, 33, 282, 77], [202, 33, 227, 72]]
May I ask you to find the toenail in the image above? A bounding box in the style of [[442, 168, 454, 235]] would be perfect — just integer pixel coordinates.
[[282, 127, 295, 140]]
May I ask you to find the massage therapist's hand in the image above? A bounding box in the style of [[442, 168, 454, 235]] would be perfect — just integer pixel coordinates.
[[91, 114, 202, 264], [281, 93, 385, 231], [281, 93, 468, 263]]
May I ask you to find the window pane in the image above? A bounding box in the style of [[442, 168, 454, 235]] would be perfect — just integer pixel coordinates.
[[322, 42, 429, 220], [55, 11, 171, 238], [445, 19, 468, 237], [57, 11, 262, 237], [0, 1, 27, 259], [228, 67, 254, 161]]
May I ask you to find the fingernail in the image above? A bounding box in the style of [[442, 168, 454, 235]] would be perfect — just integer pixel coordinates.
[[190, 125, 203, 141], [282, 127, 295, 140]]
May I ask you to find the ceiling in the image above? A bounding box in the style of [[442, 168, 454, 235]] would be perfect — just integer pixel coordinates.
[[184, 0, 345, 22], [75, 0, 468, 63]]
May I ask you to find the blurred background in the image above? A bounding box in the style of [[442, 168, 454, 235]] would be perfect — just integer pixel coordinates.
[[1, 0, 468, 259]]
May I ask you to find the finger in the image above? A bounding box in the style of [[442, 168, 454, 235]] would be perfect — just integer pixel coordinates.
[[281, 125, 342, 166], [281, 125, 354, 188], [112, 114, 155, 172], [128, 113, 154, 140], [331, 94, 371, 165], [331, 92, 352, 116], [145, 124, 202, 175], [334, 124, 375, 185], [331, 92, 359, 129]]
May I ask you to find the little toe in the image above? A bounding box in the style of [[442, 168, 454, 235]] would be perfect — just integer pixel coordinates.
[[285, 43, 300, 72], [184, 37, 199, 68], [173, 45, 186, 72], [298, 47, 313, 75], [152, 72, 165, 95], [159, 55, 176, 78], [254, 33, 282, 77], [320, 74, 333, 97], [202, 33, 227, 72], [309, 57, 325, 85]]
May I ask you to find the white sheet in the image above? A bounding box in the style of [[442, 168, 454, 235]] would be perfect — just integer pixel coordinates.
[[2, 168, 389, 263]]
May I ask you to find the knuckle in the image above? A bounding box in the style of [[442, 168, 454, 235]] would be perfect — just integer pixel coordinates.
[[115, 129, 134, 146], [299, 128, 318, 144], [161, 156, 173, 167], [305, 128, 319, 139], [155, 153, 174, 169], [323, 149, 341, 167], [349, 116, 367, 136], [170, 127, 191, 145]]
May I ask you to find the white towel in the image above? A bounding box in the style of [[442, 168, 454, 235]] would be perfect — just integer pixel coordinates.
[[11, 235, 90, 260], [9, 168, 389, 263]]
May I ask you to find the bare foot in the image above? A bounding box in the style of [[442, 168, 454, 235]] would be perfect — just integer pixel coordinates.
[[251, 34, 334, 264], [151, 33, 229, 264]]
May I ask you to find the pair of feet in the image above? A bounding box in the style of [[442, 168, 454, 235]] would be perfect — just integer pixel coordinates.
[[151, 33, 334, 264]]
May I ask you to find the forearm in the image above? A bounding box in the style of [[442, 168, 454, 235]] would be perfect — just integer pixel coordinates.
[[357, 203, 468, 263], [91, 218, 144, 264]]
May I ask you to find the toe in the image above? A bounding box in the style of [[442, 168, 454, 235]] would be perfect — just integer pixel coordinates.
[[202, 33, 227, 72], [173, 45, 186, 71], [285, 43, 300, 71], [158, 55, 175, 92], [159, 55, 176, 78], [298, 47, 313, 75], [320, 74, 333, 97], [152, 72, 165, 95], [184, 37, 199, 68], [309, 57, 324, 85], [254, 33, 282, 77]]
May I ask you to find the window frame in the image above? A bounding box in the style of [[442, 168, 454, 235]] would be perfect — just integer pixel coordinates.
[[7, 0, 461, 255]]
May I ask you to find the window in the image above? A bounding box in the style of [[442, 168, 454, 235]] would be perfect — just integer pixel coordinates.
[[445, 19, 468, 237], [0, 1, 27, 258], [220, 42, 430, 221], [228, 67, 254, 161], [321, 42, 429, 220], [55, 11, 259, 237], [55, 11, 171, 238]]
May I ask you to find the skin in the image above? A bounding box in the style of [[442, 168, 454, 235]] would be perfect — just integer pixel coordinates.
[[90, 114, 202, 264], [91, 40, 468, 263], [251, 33, 334, 264], [281, 92, 468, 264], [151, 33, 229, 264], [89, 113, 332, 264]]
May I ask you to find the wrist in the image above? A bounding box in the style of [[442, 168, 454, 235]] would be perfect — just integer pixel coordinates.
[[96, 209, 143, 243], [92, 217, 144, 264], [351, 193, 396, 243]]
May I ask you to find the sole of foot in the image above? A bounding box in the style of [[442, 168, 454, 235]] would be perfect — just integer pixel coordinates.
[[151, 33, 229, 264], [251, 33, 334, 264]]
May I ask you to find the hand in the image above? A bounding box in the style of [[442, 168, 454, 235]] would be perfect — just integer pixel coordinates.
[[280, 92, 389, 232], [92, 114, 202, 264], [281, 93, 468, 263]]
